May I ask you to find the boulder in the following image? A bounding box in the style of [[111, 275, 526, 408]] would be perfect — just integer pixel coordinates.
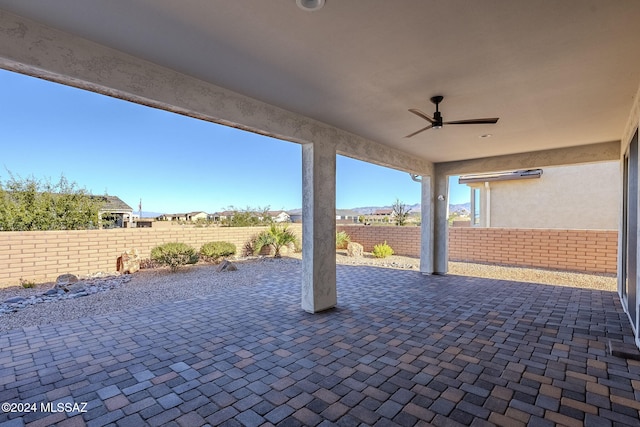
[[347, 242, 364, 258], [64, 282, 88, 293], [217, 260, 238, 272], [117, 249, 141, 274], [279, 243, 296, 256], [55, 274, 79, 289]]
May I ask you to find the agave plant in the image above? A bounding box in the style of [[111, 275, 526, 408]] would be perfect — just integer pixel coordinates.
[[336, 230, 351, 249], [253, 224, 298, 258]]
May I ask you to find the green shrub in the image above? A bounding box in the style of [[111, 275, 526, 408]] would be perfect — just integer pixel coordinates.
[[150, 242, 199, 271], [200, 241, 236, 261], [336, 231, 351, 249], [20, 278, 36, 288], [293, 238, 303, 253], [372, 241, 394, 258]]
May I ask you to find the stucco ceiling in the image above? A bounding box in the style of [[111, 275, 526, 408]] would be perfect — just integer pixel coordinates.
[[1, 0, 640, 163]]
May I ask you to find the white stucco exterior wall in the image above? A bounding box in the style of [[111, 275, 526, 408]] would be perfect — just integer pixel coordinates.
[[471, 162, 619, 230]]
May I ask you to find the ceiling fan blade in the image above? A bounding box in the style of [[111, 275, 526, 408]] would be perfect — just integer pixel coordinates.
[[408, 108, 435, 124], [444, 118, 499, 125], [405, 124, 434, 138]]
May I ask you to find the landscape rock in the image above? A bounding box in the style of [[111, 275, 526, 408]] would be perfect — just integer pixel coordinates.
[[279, 245, 290, 256], [117, 249, 141, 274], [64, 282, 87, 293], [55, 274, 79, 289], [217, 260, 238, 272], [347, 242, 364, 258], [0, 274, 132, 317]]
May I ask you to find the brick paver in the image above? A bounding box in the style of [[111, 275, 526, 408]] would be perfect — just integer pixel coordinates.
[[1, 263, 639, 426]]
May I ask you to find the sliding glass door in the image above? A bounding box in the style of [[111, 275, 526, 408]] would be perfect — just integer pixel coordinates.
[[622, 129, 638, 330]]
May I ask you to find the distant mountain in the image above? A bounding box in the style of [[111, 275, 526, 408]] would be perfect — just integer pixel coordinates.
[[139, 211, 164, 218], [349, 203, 421, 214], [289, 202, 469, 215], [449, 202, 471, 214]]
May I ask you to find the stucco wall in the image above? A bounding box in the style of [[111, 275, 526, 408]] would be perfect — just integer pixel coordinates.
[[470, 162, 619, 229]]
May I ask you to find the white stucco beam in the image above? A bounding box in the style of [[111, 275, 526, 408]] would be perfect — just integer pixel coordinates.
[[436, 141, 621, 177], [622, 82, 640, 151], [0, 10, 432, 177], [335, 145, 433, 177]]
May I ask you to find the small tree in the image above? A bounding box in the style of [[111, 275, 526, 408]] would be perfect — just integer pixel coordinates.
[[222, 205, 272, 227], [0, 172, 105, 231], [253, 224, 298, 258], [392, 198, 411, 226]]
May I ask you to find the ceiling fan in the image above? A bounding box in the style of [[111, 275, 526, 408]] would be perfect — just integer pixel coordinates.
[[405, 96, 499, 138]]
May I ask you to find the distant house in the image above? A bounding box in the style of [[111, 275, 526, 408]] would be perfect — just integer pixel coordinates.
[[460, 162, 619, 229], [364, 208, 394, 224], [97, 195, 134, 228], [267, 210, 291, 223], [336, 209, 359, 224], [209, 210, 234, 223], [289, 209, 360, 224], [288, 211, 302, 223], [210, 210, 290, 223], [157, 211, 208, 222], [187, 211, 208, 221]]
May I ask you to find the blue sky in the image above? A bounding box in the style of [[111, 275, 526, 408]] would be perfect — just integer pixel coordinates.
[[0, 69, 469, 213]]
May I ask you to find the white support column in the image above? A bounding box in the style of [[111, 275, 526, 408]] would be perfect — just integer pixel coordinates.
[[420, 176, 434, 274], [301, 142, 337, 313], [433, 171, 449, 274]]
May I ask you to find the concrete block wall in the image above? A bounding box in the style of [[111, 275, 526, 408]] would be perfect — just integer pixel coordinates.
[[0, 225, 302, 287], [337, 225, 421, 256], [448, 227, 618, 274], [339, 225, 617, 274], [0, 224, 617, 287]]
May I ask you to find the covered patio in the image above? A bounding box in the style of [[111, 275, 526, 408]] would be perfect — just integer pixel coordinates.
[[2, 1, 640, 425], [1, 264, 638, 426]]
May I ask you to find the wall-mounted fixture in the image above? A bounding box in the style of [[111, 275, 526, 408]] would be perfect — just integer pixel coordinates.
[[459, 169, 543, 184], [296, 0, 325, 11], [437, 195, 445, 201]]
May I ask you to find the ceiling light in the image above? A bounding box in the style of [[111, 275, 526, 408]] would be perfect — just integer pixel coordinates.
[[296, 0, 325, 11], [479, 134, 492, 138]]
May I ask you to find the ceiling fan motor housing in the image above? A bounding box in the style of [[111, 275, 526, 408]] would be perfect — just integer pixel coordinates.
[[433, 111, 443, 128]]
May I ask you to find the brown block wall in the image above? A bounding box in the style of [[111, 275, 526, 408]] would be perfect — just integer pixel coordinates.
[[339, 225, 617, 274], [0, 224, 302, 287], [337, 225, 421, 256], [448, 227, 618, 274], [0, 224, 617, 287]]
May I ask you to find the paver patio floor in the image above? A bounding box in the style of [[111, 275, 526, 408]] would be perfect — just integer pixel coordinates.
[[1, 264, 639, 426]]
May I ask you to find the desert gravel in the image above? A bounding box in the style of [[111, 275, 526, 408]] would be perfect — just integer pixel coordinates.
[[0, 253, 616, 332]]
